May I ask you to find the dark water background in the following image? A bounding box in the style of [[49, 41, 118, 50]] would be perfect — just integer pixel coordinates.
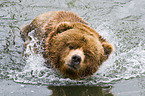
[[0, 0, 145, 96]]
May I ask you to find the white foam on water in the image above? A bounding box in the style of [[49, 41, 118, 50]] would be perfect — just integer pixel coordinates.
[[22, 31, 47, 72], [106, 43, 144, 80]]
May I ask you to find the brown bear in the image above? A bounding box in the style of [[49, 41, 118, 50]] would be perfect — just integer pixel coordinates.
[[21, 11, 113, 79]]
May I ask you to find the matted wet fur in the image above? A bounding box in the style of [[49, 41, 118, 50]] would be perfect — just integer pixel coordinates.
[[21, 11, 113, 79]]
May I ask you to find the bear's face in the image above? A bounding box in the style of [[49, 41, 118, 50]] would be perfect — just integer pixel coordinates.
[[45, 22, 113, 79]]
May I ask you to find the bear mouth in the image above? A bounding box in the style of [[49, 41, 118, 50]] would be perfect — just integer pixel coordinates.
[[67, 64, 80, 70]]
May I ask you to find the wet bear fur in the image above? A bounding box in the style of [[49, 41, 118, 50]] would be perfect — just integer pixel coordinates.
[[21, 11, 113, 79]]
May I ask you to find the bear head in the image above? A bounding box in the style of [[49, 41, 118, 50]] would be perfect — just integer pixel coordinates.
[[44, 22, 113, 79]]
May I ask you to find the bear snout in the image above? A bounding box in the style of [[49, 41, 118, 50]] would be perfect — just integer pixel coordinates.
[[71, 55, 81, 65], [64, 48, 85, 70], [67, 55, 82, 70]]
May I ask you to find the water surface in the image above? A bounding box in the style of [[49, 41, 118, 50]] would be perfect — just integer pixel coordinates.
[[0, 0, 145, 96]]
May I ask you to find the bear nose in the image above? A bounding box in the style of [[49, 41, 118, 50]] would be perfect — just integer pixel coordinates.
[[71, 55, 82, 65]]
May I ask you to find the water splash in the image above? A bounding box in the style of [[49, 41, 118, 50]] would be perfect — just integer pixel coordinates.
[[98, 42, 145, 82], [10, 31, 145, 86]]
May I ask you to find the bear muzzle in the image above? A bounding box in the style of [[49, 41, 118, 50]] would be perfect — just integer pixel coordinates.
[[67, 55, 82, 70], [64, 48, 85, 70]]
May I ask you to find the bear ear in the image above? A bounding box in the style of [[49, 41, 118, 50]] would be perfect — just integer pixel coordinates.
[[102, 42, 113, 57], [55, 22, 74, 33]]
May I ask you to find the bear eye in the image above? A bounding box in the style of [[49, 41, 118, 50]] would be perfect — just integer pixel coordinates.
[[69, 46, 74, 50]]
